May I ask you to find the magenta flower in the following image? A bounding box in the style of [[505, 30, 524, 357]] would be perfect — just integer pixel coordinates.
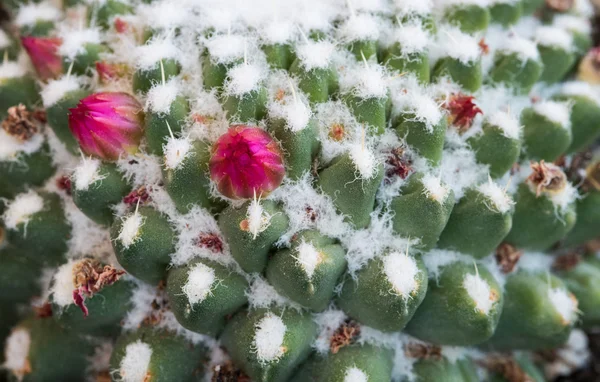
[[68, 92, 144, 160], [210, 125, 285, 199], [21, 36, 63, 81]]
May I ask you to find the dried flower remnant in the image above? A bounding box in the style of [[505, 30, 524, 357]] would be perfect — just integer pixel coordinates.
[[527, 161, 567, 196], [193, 232, 224, 253], [2, 104, 39, 141], [71, 259, 126, 317], [444, 94, 483, 131], [330, 320, 361, 354], [123, 186, 151, 206], [495, 243, 523, 274]]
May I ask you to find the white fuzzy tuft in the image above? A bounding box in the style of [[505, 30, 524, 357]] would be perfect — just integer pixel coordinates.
[[553, 14, 592, 36], [436, 26, 480, 64], [421, 174, 450, 203], [0, 30, 11, 49], [41, 76, 82, 108], [0, 61, 27, 79], [3, 191, 44, 230], [349, 145, 378, 179], [270, 98, 312, 132], [560, 81, 600, 106], [440, 146, 489, 201], [51, 260, 76, 307], [295, 241, 322, 279], [499, 35, 540, 61], [146, 79, 180, 114], [14, 2, 61, 26], [246, 276, 297, 309], [3, 328, 31, 379], [163, 136, 193, 170], [463, 272, 495, 315], [517, 252, 553, 272], [341, 64, 388, 99], [392, 23, 430, 55], [548, 288, 578, 324], [394, 0, 433, 15], [344, 367, 369, 382], [138, 0, 191, 31], [119, 341, 153, 382], [73, 157, 104, 191], [549, 182, 578, 213], [225, 63, 264, 95], [296, 41, 335, 71], [204, 35, 246, 64], [486, 110, 522, 140], [0, 129, 44, 162], [135, 38, 180, 71], [383, 251, 420, 298], [423, 249, 470, 280], [260, 21, 295, 44], [246, 198, 272, 239], [117, 212, 145, 248], [339, 14, 380, 42], [532, 100, 571, 129], [477, 180, 514, 214], [58, 28, 102, 60], [535, 26, 574, 51], [182, 262, 217, 305], [253, 313, 287, 363]]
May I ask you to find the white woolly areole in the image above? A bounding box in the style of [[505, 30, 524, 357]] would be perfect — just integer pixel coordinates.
[[553, 14, 592, 35], [463, 272, 494, 315], [3, 328, 31, 377], [517, 252, 553, 272], [499, 35, 540, 61], [247, 199, 272, 239], [339, 14, 380, 42], [477, 180, 514, 214], [549, 182, 578, 213], [119, 341, 153, 382], [344, 367, 369, 382], [146, 80, 179, 114], [182, 262, 216, 305], [14, 2, 61, 26], [486, 110, 522, 140], [41, 76, 81, 108], [440, 146, 489, 201], [393, 24, 430, 55], [270, 98, 311, 132], [0, 61, 27, 79], [349, 145, 377, 179], [561, 81, 600, 106], [253, 313, 287, 363], [225, 63, 264, 95], [532, 101, 571, 129], [0, 129, 44, 162], [391, 84, 443, 132], [341, 65, 388, 99], [421, 174, 450, 203], [117, 212, 145, 248], [51, 260, 76, 307], [164, 137, 193, 170], [73, 158, 104, 191], [535, 26, 574, 51], [3, 191, 44, 230], [260, 21, 295, 44], [383, 251, 420, 298], [138, 0, 190, 30], [394, 0, 433, 15], [436, 26, 480, 64], [205, 35, 246, 64], [58, 28, 102, 60], [295, 241, 322, 279], [548, 288, 577, 324], [0, 30, 11, 49], [296, 41, 335, 71], [135, 39, 179, 70], [423, 249, 470, 279]]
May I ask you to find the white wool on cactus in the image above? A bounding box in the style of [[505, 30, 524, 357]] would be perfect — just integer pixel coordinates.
[[119, 341, 153, 382], [182, 262, 217, 305], [2, 190, 44, 230], [253, 312, 287, 364]]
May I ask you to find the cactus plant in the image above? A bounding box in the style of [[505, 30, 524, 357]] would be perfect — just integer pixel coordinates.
[[2, 0, 600, 381]]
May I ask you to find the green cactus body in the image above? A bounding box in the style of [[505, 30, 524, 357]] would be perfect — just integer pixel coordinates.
[[553, 92, 600, 153], [221, 308, 317, 382], [405, 261, 504, 346], [468, 116, 521, 178], [201, 53, 241, 90], [0, 75, 40, 120], [390, 173, 455, 250], [337, 252, 428, 332], [348, 40, 377, 61], [521, 0, 545, 14], [384, 48, 430, 83], [444, 5, 491, 33], [72, 161, 131, 226], [484, 270, 577, 350], [344, 94, 389, 136], [289, 59, 338, 104], [145, 95, 190, 155], [110, 326, 207, 382], [437, 185, 514, 258], [20, 21, 55, 37], [222, 86, 268, 123], [412, 357, 467, 382], [268, 118, 320, 180], [62, 43, 108, 76], [110, 206, 176, 285], [218, 200, 289, 273], [558, 258, 600, 329], [0, 139, 56, 197], [46, 88, 90, 153], [433, 57, 482, 92], [489, 1, 523, 27], [317, 153, 384, 229], [262, 44, 295, 70], [563, 191, 600, 248], [266, 230, 347, 311], [133, 59, 181, 94], [537, 39, 575, 84], [488, 51, 544, 94], [487, 354, 545, 382], [0, 246, 42, 303], [395, 115, 446, 166], [166, 258, 248, 336], [521, 103, 572, 162], [90, 0, 133, 29]]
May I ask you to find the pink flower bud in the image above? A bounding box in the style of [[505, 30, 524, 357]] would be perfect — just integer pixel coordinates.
[[68, 92, 144, 160], [20, 36, 63, 81], [210, 125, 285, 199], [96, 61, 128, 83]]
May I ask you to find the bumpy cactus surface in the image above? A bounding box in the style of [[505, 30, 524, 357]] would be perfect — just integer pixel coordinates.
[[2, 0, 600, 381]]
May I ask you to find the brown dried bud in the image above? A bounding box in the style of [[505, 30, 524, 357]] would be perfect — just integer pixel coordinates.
[[546, 0, 574, 12], [330, 320, 361, 354], [527, 161, 567, 197], [2, 104, 39, 141], [479, 355, 535, 382], [212, 360, 251, 382], [194, 232, 224, 253], [552, 252, 582, 271], [385, 147, 412, 182], [404, 342, 443, 360], [495, 243, 523, 274]]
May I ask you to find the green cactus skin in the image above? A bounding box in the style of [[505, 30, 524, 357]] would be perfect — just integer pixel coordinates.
[[437, 188, 513, 258], [20, 21, 55, 37], [394, 115, 446, 166], [0, 142, 56, 197], [222, 87, 268, 123], [133, 59, 181, 94], [343, 94, 389, 136], [390, 174, 455, 250], [266, 230, 347, 312], [520, 0, 545, 15], [0, 246, 42, 304], [0, 33, 19, 61], [444, 5, 491, 33], [262, 44, 295, 70], [456, 358, 480, 382], [348, 40, 377, 61], [90, 0, 133, 30], [72, 163, 131, 226], [384, 49, 430, 84], [432, 57, 482, 93], [468, 120, 521, 178], [62, 43, 108, 76], [521, 106, 572, 162], [288, 60, 339, 104], [553, 94, 600, 154], [489, 2, 523, 27], [405, 261, 504, 346], [412, 357, 469, 382], [485, 271, 576, 351], [506, 183, 576, 251], [46, 89, 91, 153], [5, 192, 70, 266], [0, 76, 40, 120], [538, 45, 575, 84], [145, 95, 190, 155], [110, 326, 207, 382], [337, 253, 428, 332], [268, 118, 320, 180], [163, 140, 223, 214], [166, 258, 248, 336], [558, 257, 600, 329], [51, 277, 135, 337], [291, 344, 393, 382], [488, 52, 544, 94], [563, 191, 600, 248], [218, 200, 290, 273], [221, 308, 317, 382], [201, 54, 240, 90], [317, 154, 384, 229], [110, 206, 176, 285], [571, 32, 593, 58]]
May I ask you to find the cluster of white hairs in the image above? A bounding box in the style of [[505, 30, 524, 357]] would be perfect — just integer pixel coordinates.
[[5, 0, 599, 380]]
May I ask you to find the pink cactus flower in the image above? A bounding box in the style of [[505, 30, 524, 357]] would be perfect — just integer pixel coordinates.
[[68, 92, 144, 160], [210, 125, 285, 199], [20, 36, 63, 81]]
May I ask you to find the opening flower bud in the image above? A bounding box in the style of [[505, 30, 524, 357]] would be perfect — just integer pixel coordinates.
[[20, 36, 63, 81]]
